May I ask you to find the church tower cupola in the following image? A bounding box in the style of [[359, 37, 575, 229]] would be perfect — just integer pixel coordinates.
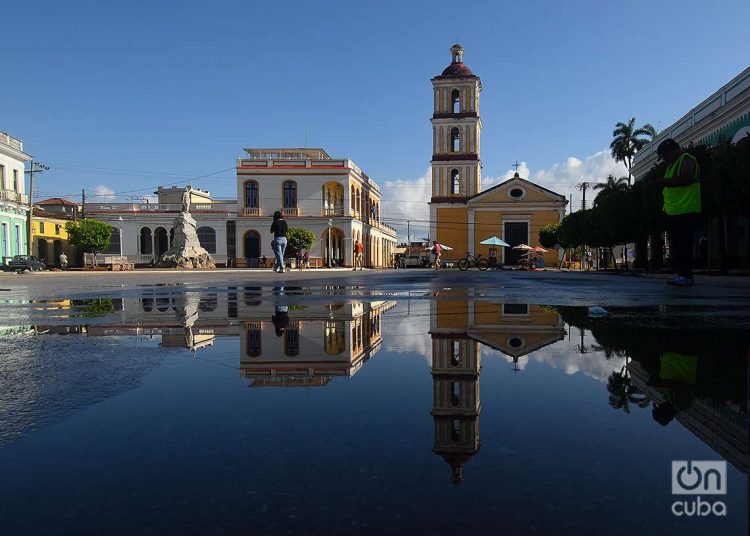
[[430, 45, 483, 202], [450, 43, 464, 64]]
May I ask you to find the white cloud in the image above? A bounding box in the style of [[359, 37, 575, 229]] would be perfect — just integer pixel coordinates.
[[381, 168, 432, 241], [92, 185, 116, 200], [380, 150, 628, 236]]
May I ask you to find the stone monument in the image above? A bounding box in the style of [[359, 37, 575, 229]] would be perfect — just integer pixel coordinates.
[[155, 186, 216, 269]]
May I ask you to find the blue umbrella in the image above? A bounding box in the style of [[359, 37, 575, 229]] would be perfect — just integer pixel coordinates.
[[480, 236, 510, 247]]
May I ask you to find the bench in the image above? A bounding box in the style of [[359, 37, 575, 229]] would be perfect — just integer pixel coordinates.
[[104, 255, 134, 271]]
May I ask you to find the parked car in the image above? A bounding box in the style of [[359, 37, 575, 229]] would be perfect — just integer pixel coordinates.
[[6, 255, 46, 272]]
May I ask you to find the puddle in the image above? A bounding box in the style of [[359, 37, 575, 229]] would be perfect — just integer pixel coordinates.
[[0, 289, 747, 533]]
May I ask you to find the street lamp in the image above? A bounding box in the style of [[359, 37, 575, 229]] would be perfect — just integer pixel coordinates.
[[117, 216, 124, 257]]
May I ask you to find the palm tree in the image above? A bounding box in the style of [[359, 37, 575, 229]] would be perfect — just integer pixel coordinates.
[[593, 175, 629, 206], [610, 118, 657, 185], [606, 359, 650, 414]]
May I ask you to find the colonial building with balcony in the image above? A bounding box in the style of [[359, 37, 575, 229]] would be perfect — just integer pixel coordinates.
[[236, 147, 397, 267], [0, 130, 31, 265], [84, 148, 398, 268]]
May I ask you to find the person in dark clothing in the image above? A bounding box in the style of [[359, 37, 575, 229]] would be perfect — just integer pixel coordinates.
[[657, 138, 701, 286], [270, 211, 288, 273]]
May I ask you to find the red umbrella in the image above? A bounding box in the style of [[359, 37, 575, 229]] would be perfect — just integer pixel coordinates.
[[533, 246, 548, 253]]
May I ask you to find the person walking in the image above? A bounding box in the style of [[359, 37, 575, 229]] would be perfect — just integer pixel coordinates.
[[431, 241, 442, 271], [353, 240, 364, 271], [657, 138, 701, 286], [303, 249, 310, 269], [59, 252, 68, 270], [270, 211, 288, 273]]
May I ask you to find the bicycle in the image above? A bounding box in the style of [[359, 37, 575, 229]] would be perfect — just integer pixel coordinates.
[[515, 254, 537, 270], [458, 252, 489, 271]]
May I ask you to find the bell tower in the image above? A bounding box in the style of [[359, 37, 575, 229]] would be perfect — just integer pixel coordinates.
[[430, 44, 482, 201]]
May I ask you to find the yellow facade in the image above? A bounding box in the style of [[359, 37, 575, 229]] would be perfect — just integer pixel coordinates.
[[31, 214, 75, 266], [429, 46, 567, 266]]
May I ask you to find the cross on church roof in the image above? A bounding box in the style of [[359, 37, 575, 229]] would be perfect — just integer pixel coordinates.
[[512, 161, 521, 173]]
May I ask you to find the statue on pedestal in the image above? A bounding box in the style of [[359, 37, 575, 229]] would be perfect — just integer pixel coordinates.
[[181, 185, 192, 213], [155, 185, 216, 269]]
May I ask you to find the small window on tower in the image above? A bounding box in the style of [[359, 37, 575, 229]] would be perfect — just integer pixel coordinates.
[[450, 128, 460, 152], [451, 169, 460, 194], [451, 89, 460, 113]]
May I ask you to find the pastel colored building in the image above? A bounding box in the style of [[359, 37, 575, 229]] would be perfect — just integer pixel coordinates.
[[31, 202, 78, 267], [83, 148, 398, 268], [0, 131, 31, 265]]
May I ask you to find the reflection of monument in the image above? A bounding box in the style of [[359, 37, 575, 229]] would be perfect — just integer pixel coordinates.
[[240, 301, 396, 387], [431, 334, 481, 484], [156, 185, 216, 269], [429, 299, 564, 482]]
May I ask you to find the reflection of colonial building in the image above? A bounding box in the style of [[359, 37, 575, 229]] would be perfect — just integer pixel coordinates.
[[240, 300, 396, 387], [34, 294, 396, 387], [429, 299, 564, 482], [431, 331, 481, 484], [629, 361, 748, 473]]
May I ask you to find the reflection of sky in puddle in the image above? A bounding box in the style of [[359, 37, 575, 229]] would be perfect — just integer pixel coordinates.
[[0, 291, 748, 533]]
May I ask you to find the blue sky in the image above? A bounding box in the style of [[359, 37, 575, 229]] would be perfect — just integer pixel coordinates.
[[3, 0, 749, 235]]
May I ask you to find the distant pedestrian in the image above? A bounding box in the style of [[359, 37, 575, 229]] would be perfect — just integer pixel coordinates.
[[295, 250, 303, 270], [353, 240, 364, 271], [303, 249, 310, 269], [270, 211, 288, 273], [657, 138, 701, 286], [59, 252, 68, 270], [431, 241, 442, 270]]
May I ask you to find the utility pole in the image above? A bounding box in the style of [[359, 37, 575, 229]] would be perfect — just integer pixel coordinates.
[[576, 181, 592, 211], [24, 161, 49, 255], [81, 189, 86, 219], [407, 220, 411, 252]]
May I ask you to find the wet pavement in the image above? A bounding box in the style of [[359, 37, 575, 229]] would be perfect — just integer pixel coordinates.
[[0, 274, 748, 534]]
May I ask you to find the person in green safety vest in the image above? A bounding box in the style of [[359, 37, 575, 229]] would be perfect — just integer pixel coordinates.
[[656, 138, 701, 286], [648, 352, 698, 426]]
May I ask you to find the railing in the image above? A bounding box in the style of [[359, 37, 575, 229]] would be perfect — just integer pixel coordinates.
[[84, 201, 236, 213], [0, 133, 23, 151], [0, 189, 28, 204], [282, 207, 299, 217], [322, 207, 344, 217], [242, 207, 261, 216]]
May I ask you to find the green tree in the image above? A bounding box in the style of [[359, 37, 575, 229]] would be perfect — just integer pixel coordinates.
[[610, 118, 656, 185], [65, 219, 112, 254], [593, 175, 629, 206], [285, 227, 315, 258], [538, 223, 560, 249]]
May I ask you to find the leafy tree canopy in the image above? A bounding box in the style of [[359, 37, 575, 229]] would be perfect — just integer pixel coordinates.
[[286, 227, 315, 257], [65, 219, 112, 254]]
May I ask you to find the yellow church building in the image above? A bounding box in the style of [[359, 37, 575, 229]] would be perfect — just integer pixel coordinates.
[[429, 45, 568, 267]]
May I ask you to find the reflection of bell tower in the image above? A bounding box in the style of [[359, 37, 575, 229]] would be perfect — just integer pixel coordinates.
[[430, 44, 482, 201], [431, 335, 481, 484]]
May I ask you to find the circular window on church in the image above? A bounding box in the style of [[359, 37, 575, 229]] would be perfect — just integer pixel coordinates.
[[508, 336, 524, 349], [508, 187, 526, 200]]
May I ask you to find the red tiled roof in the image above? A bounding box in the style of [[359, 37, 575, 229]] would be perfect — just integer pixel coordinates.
[[37, 197, 78, 206], [440, 62, 475, 77]]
